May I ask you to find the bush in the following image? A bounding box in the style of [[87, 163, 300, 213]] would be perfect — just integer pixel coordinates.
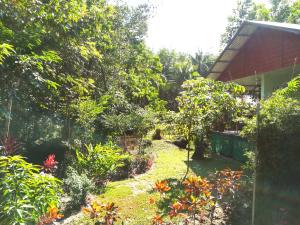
[[130, 154, 153, 175], [112, 153, 153, 180], [151, 169, 243, 224], [63, 167, 95, 209], [242, 76, 300, 225], [0, 155, 62, 224], [75, 143, 130, 182], [242, 151, 255, 175], [102, 107, 155, 137], [242, 76, 300, 186]]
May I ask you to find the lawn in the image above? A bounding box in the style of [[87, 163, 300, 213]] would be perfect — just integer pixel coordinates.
[[68, 140, 241, 225]]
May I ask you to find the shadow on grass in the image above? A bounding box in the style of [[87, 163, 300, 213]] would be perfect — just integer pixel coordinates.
[[187, 155, 242, 177]]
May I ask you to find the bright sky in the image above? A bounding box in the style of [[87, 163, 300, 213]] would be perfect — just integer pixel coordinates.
[[127, 0, 270, 55]]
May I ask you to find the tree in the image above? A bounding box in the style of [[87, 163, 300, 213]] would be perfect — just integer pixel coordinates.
[[176, 78, 246, 163], [221, 0, 255, 47], [270, 0, 291, 22], [158, 49, 199, 110], [288, 0, 300, 23], [221, 0, 300, 47], [0, 43, 13, 64], [191, 50, 216, 77], [0, 0, 164, 144]]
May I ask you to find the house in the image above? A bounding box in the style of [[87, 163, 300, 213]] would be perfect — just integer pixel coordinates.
[[207, 21, 300, 99]]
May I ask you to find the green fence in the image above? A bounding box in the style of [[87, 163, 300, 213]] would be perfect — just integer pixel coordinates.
[[210, 131, 254, 162]]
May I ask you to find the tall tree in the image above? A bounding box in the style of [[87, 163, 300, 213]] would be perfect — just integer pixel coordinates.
[[220, 0, 255, 47], [288, 0, 300, 23], [221, 0, 300, 48], [0, 0, 163, 143], [158, 49, 197, 110], [191, 50, 215, 77]]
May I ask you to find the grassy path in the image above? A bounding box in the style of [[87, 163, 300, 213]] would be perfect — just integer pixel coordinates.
[[73, 140, 241, 225]]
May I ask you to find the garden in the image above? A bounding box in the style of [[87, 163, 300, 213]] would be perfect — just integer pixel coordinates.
[[1, 0, 300, 225]]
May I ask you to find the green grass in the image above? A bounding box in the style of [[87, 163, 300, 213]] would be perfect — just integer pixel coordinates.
[[72, 140, 241, 225]]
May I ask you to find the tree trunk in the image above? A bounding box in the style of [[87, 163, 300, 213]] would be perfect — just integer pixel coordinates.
[[192, 136, 205, 160]]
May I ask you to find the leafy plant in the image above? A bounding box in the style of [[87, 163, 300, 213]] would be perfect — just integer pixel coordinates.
[[0, 155, 62, 225], [175, 77, 246, 174], [38, 206, 64, 225], [63, 167, 95, 209], [75, 143, 130, 182], [83, 201, 120, 225], [72, 96, 109, 143], [0, 135, 22, 156], [151, 169, 243, 225], [241, 76, 300, 225], [242, 151, 255, 174], [242, 76, 300, 184], [103, 107, 155, 138], [0, 43, 14, 64]]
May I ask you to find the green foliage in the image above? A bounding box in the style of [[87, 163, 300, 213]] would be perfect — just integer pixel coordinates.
[[0, 0, 164, 145], [63, 167, 95, 209], [242, 75, 300, 185], [72, 96, 109, 143], [191, 50, 216, 77], [75, 143, 130, 181], [175, 77, 246, 159], [158, 49, 215, 110], [102, 107, 155, 137], [241, 76, 300, 225], [0, 155, 62, 225], [242, 151, 256, 174], [288, 0, 300, 23], [176, 78, 246, 139], [0, 43, 13, 64], [221, 0, 255, 47], [221, 0, 300, 47]]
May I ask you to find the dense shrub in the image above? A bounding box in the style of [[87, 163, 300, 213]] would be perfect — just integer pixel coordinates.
[[0, 155, 62, 224], [112, 153, 153, 180], [242, 76, 300, 186], [63, 167, 95, 209], [242, 76, 300, 225], [139, 139, 152, 149], [130, 154, 153, 175], [75, 143, 130, 182], [102, 107, 155, 137], [151, 169, 243, 224]]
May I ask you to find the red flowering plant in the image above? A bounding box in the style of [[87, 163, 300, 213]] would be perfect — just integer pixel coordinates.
[[151, 169, 243, 224], [43, 154, 58, 174], [0, 135, 22, 156]]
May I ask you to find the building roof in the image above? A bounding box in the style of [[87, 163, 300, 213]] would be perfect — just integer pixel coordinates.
[[207, 21, 300, 80]]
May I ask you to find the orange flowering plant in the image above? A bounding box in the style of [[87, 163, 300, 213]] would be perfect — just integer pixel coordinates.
[[154, 180, 171, 194], [151, 169, 243, 224], [82, 201, 119, 225], [38, 206, 64, 225]]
